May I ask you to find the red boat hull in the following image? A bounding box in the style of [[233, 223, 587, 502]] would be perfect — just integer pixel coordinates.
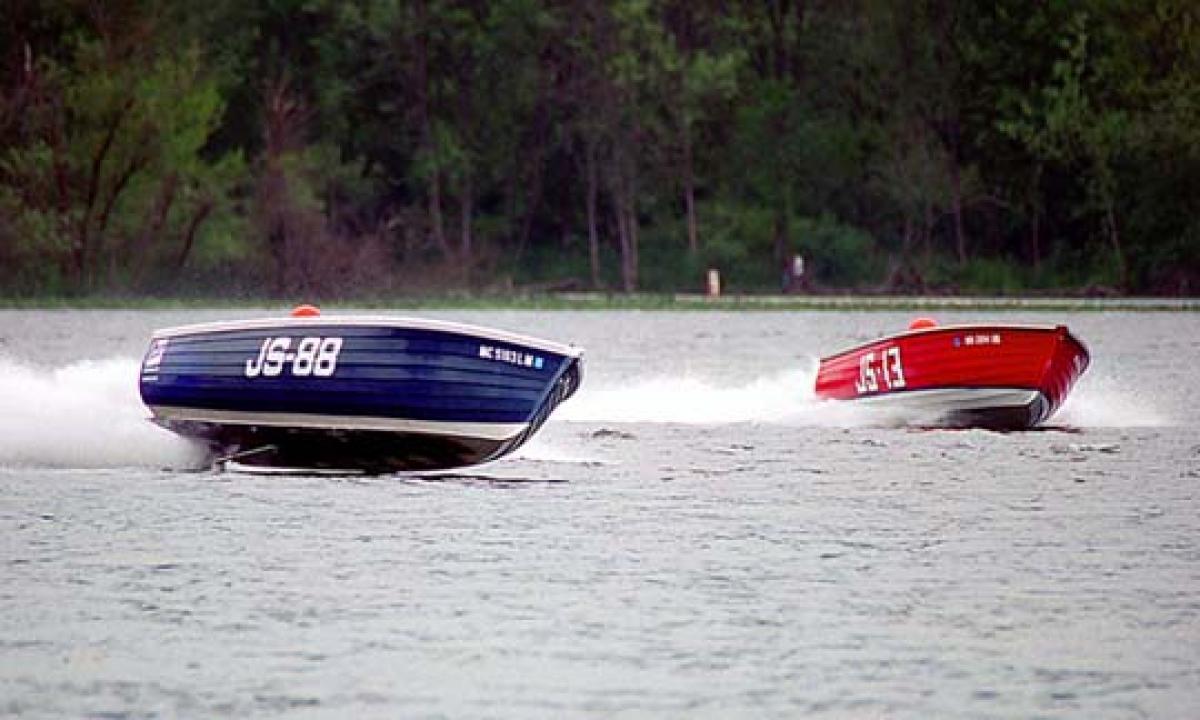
[[815, 324, 1090, 429]]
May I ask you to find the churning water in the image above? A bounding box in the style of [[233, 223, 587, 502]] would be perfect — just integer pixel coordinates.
[[0, 356, 206, 469], [1, 309, 1198, 718]]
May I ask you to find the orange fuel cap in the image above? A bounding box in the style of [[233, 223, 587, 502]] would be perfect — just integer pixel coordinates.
[[290, 304, 321, 317], [908, 316, 937, 330]]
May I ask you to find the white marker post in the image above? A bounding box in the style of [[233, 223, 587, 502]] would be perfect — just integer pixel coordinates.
[[706, 268, 721, 298]]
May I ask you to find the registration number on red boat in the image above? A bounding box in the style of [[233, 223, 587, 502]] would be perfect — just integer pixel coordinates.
[[855, 346, 906, 394]]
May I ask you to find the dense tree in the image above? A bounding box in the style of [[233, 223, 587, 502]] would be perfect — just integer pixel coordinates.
[[1, 1, 243, 294], [2, 0, 1198, 296]]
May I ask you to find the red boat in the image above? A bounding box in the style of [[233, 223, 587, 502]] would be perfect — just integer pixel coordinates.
[[814, 319, 1090, 429]]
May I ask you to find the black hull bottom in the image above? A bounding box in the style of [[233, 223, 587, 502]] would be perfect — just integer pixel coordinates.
[[939, 393, 1050, 430], [164, 420, 509, 473], [152, 354, 582, 473], [854, 387, 1053, 430]]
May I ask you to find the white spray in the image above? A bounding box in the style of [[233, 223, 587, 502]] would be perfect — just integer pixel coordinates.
[[554, 366, 1165, 429], [556, 367, 877, 427], [1055, 372, 1167, 427], [0, 356, 208, 469], [0, 354, 1164, 471]]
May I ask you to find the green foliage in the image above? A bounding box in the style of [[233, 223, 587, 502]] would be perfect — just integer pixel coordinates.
[[791, 216, 885, 288], [927, 257, 1028, 295], [2, 0, 1199, 298], [0, 4, 246, 295], [692, 200, 777, 290], [636, 219, 707, 291]]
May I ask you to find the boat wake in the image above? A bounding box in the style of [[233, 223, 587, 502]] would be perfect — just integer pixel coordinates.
[[0, 356, 208, 470], [0, 356, 1168, 473], [556, 368, 878, 427], [555, 367, 1168, 430], [1056, 374, 1167, 428]]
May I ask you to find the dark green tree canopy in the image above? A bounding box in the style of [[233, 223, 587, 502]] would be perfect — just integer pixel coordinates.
[[2, 0, 1198, 297]]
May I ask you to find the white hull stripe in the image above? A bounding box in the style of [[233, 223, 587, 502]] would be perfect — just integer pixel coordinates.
[[150, 316, 583, 358], [818, 323, 1087, 365], [853, 387, 1043, 412], [149, 405, 529, 442]]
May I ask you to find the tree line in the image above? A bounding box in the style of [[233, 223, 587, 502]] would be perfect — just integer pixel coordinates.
[[2, 0, 1198, 298]]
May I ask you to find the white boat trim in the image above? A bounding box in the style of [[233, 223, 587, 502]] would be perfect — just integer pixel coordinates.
[[149, 405, 529, 442], [220, 461, 369, 476], [218, 461, 482, 477], [888, 322, 1062, 336], [820, 322, 1087, 363], [854, 387, 1043, 411], [150, 315, 584, 358]]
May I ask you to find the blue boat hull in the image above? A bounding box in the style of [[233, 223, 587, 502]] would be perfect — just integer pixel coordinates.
[[139, 317, 582, 471]]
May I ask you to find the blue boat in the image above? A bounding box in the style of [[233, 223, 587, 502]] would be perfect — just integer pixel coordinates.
[[138, 309, 583, 472]]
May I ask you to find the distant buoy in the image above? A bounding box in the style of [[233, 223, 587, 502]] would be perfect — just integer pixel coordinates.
[[908, 316, 937, 330], [290, 304, 321, 318]]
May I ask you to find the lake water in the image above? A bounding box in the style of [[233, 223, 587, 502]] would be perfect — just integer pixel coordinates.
[[1, 309, 1198, 718]]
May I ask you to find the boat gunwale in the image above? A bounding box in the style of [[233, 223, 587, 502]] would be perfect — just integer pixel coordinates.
[[149, 315, 584, 359], [817, 323, 1089, 366]]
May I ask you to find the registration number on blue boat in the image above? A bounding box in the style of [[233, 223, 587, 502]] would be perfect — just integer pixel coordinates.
[[245, 336, 344, 378], [479, 345, 545, 370]]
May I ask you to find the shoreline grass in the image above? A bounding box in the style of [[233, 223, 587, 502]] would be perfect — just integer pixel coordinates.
[[1, 292, 1197, 312]]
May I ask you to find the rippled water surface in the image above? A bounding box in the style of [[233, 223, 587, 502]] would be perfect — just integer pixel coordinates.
[[2, 309, 1199, 718]]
